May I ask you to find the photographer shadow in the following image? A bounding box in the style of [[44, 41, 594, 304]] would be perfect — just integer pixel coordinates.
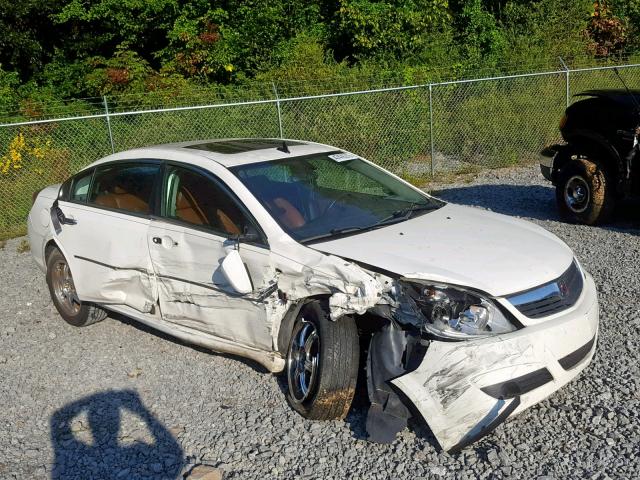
[[50, 389, 183, 480]]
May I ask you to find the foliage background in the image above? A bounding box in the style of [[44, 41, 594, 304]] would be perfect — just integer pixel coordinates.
[[0, 0, 638, 115], [1, 0, 640, 239]]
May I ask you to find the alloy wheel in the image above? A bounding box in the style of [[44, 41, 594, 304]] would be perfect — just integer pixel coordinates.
[[287, 320, 320, 403], [51, 260, 81, 316]]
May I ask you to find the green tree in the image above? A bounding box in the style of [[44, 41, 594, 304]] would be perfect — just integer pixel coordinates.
[[453, 0, 506, 66], [0, 0, 59, 80], [52, 0, 185, 67], [0, 67, 20, 114], [330, 0, 450, 61], [499, 0, 593, 66]]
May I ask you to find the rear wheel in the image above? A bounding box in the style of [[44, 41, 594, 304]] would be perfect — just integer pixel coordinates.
[[555, 157, 615, 225], [285, 301, 359, 420], [46, 248, 107, 327]]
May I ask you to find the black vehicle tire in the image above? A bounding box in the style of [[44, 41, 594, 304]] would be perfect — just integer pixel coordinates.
[[555, 157, 615, 225], [285, 301, 359, 420], [46, 248, 107, 327]]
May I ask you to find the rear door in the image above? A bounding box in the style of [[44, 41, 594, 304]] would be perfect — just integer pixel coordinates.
[[147, 163, 275, 350], [54, 161, 161, 313]]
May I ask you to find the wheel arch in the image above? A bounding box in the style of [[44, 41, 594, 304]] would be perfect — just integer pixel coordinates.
[[44, 238, 58, 261], [276, 294, 341, 356], [559, 130, 625, 193], [42, 237, 69, 265], [44, 237, 74, 270]]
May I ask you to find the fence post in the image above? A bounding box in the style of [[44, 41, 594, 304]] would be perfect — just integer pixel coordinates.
[[103, 96, 115, 154], [429, 84, 435, 176], [559, 57, 570, 108], [272, 82, 284, 139]]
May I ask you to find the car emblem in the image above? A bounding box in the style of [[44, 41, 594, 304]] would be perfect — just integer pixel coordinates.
[[558, 280, 569, 298]]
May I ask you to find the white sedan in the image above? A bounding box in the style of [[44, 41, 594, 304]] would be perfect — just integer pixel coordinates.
[[28, 138, 599, 452]]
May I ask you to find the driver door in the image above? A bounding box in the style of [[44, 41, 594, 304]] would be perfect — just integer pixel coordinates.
[[147, 163, 275, 351]]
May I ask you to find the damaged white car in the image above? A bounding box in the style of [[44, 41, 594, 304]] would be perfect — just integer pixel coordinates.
[[28, 138, 599, 452]]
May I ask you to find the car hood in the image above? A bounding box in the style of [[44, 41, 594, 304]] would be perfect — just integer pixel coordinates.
[[313, 204, 574, 297]]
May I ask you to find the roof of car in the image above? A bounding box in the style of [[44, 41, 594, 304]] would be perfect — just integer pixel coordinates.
[[575, 89, 640, 108], [95, 138, 340, 168]]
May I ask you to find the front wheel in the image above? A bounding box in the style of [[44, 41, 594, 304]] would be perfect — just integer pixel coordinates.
[[46, 248, 107, 327], [555, 157, 615, 225], [285, 301, 359, 420]]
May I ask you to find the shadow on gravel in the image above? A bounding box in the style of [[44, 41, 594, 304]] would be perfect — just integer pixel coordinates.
[[50, 390, 183, 480], [435, 184, 562, 221], [436, 183, 640, 233]]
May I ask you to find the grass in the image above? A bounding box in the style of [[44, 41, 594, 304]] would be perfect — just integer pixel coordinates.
[[16, 239, 30, 253], [0, 225, 27, 241]]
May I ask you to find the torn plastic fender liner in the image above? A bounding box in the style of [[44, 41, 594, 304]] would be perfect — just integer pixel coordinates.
[[365, 322, 427, 444]]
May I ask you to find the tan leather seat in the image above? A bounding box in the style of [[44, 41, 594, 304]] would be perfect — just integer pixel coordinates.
[[95, 186, 149, 213], [176, 187, 241, 235], [176, 189, 207, 225], [272, 197, 305, 229], [217, 209, 241, 235]]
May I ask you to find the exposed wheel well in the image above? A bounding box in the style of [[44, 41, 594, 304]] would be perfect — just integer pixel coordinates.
[[275, 295, 392, 356], [44, 239, 59, 262], [276, 295, 331, 356], [556, 140, 621, 191]]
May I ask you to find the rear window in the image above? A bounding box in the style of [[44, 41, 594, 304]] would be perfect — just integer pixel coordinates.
[[88, 163, 160, 215], [70, 170, 93, 202]]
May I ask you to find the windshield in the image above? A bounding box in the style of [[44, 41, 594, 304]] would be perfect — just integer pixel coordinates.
[[231, 152, 443, 243]]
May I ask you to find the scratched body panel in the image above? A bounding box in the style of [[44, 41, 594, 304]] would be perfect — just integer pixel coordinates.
[[392, 273, 599, 451]]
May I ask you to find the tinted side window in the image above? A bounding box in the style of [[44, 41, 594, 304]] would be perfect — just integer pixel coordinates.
[[89, 163, 159, 215], [70, 170, 93, 202], [163, 166, 249, 236]]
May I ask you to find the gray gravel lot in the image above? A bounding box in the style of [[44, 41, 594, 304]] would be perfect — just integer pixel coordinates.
[[1, 165, 639, 479]]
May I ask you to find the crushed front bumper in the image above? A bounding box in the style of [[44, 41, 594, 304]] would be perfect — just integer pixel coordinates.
[[392, 272, 599, 452]]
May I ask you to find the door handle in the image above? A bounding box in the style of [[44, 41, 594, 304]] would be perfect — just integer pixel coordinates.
[[152, 237, 162, 244]]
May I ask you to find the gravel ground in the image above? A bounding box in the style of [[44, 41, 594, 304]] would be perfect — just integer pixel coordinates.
[[1, 165, 639, 479]]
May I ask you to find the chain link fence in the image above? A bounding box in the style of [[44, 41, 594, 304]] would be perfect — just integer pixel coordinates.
[[2, 62, 640, 238]]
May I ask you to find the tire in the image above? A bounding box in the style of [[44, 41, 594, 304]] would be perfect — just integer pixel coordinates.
[[46, 248, 107, 327], [285, 301, 359, 420], [555, 157, 615, 225]]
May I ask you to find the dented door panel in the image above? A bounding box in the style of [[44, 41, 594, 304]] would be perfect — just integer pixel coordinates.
[[54, 201, 157, 313], [148, 220, 274, 350]]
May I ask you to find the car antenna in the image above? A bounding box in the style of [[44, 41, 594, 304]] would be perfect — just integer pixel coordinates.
[[277, 141, 290, 154], [613, 67, 640, 112]]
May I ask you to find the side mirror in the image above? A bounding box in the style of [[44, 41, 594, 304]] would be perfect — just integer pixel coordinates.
[[220, 250, 253, 294]]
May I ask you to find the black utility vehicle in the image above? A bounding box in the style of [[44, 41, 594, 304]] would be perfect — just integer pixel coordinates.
[[541, 89, 640, 225]]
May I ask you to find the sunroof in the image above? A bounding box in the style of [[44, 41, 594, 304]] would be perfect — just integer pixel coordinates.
[[185, 139, 303, 154]]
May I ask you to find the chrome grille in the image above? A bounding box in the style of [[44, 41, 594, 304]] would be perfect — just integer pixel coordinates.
[[507, 261, 584, 319]]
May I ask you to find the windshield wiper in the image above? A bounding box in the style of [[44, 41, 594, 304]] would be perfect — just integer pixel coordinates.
[[301, 203, 438, 244], [374, 202, 438, 226], [301, 225, 374, 243]]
